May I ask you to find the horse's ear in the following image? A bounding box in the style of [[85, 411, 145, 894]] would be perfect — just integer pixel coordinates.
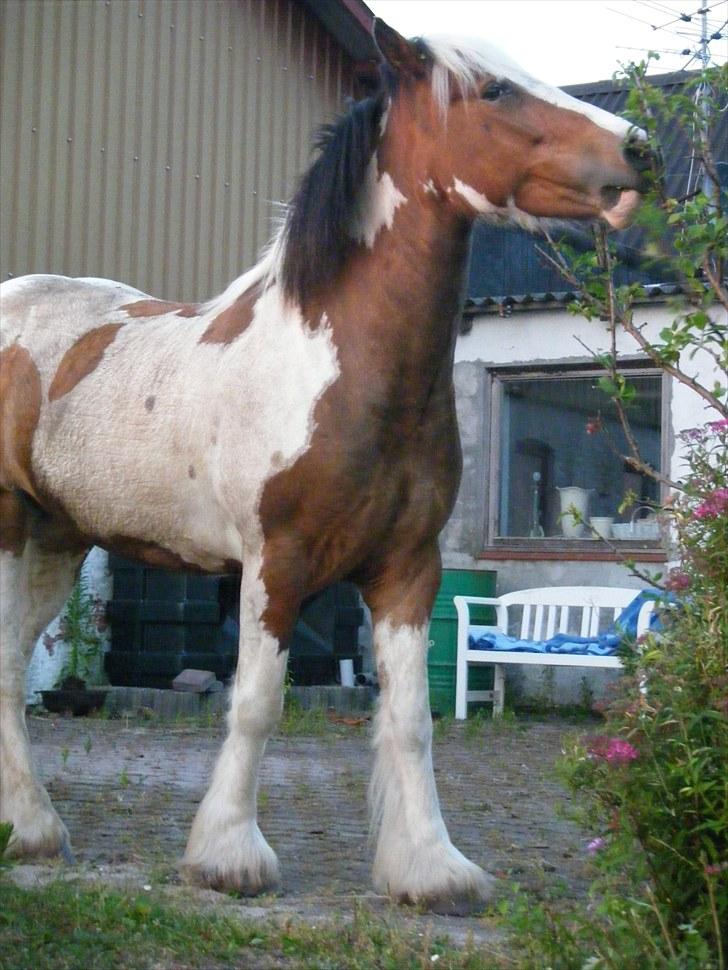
[[373, 19, 429, 78]]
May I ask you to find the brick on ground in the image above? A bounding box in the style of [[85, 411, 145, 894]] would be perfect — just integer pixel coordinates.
[[172, 669, 217, 693]]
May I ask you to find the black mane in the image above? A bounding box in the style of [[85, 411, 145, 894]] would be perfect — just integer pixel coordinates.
[[281, 92, 388, 306]]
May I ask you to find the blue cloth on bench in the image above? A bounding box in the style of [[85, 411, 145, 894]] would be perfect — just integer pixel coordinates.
[[468, 590, 661, 655]]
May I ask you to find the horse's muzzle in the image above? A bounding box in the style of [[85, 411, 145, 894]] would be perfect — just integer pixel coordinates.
[[598, 133, 655, 229]]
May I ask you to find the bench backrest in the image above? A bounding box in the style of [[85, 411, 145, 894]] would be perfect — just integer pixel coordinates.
[[497, 587, 638, 640]]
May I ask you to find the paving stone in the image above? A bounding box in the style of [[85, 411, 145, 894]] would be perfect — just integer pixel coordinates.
[[25, 713, 597, 949]]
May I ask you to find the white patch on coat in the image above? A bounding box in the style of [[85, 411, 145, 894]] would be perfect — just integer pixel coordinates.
[[2, 271, 338, 885], [2, 274, 340, 571], [451, 179, 499, 216], [425, 34, 636, 138], [352, 155, 407, 249], [0, 275, 146, 353], [200, 240, 281, 319], [379, 103, 391, 137], [369, 618, 493, 902], [450, 180, 544, 232], [422, 179, 438, 196]]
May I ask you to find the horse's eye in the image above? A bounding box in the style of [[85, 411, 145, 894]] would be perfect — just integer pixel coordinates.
[[482, 82, 507, 102]]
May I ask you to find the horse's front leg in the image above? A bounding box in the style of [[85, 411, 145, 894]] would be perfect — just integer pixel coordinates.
[[182, 556, 294, 894], [364, 548, 495, 912]]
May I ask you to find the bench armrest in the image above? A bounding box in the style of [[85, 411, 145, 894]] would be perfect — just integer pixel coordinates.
[[453, 596, 506, 636]]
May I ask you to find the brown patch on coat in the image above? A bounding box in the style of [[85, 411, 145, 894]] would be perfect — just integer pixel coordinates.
[[0, 342, 93, 555], [122, 299, 199, 318], [199, 283, 262, 345], [0, 490, 28, 554], [0, 487, 89, 557], [0, 345, 43, 504], [104, 535, 204, 572], [48, 323, 124, 402]]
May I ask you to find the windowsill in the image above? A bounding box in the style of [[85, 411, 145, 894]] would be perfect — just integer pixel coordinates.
[[478, 539, 668, 562]]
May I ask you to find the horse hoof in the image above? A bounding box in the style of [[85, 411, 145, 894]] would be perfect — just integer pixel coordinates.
[[3, 812, 74, 862], [181, 861, 279, 896]]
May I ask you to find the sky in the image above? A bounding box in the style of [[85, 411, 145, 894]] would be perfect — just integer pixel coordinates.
[[366, 0, 728, 85]]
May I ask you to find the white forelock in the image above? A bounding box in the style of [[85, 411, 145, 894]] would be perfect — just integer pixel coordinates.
[[424, 34, 633, 137]]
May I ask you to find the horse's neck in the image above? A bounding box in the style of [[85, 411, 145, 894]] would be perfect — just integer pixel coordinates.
[[328, 192, 471, 395]]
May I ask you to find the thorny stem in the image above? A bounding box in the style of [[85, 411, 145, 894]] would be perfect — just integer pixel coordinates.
[[539, 230, 727, 420], [618, 311, 727, 418], [574, 334, 682, 493], [646, 884, 678, 961], [595, 226, 674, 486], [703, 258, 728, 313], [705, 869, 726, 970], [625, 907, 666, 964]]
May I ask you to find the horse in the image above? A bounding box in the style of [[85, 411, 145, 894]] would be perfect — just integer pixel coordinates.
[[0, 20, 649, 910]]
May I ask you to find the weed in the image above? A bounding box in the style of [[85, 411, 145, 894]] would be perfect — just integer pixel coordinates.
[[0, 823, 14, 868], [277, 698, 330, 736]]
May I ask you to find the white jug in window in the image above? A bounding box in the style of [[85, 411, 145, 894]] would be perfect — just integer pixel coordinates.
[[557, 486, 591, 538]]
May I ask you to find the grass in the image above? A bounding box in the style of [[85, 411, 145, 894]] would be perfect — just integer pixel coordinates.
[[277, 700, 331, 737], [0, 878, 510, 970]]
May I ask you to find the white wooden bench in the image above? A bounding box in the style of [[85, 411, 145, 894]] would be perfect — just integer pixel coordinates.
[[454, 586, 656, 718]]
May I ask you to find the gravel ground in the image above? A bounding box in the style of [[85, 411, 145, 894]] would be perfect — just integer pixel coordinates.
[[11, 711, 598, 951]]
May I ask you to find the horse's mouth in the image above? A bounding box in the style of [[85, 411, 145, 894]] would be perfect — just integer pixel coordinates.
[[599, 186, 642, 230]]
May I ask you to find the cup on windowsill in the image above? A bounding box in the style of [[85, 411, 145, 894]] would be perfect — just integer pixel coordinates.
[[589, 516, 614, 540]]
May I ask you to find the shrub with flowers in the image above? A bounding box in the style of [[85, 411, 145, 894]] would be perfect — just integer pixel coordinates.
[[503, 65, 727, 969], [544, 410, 727, 970]]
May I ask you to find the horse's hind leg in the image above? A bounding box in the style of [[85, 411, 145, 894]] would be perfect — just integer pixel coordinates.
[[0, 516, 85, 859], [182, 553, 294, 894], [364, 546, 495, 912]]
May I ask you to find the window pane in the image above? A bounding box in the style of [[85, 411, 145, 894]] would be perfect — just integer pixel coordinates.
[[497, 373, 661, 538]]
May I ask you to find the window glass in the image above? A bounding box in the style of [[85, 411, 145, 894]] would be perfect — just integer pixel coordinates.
[[496, 372, 662, 539]]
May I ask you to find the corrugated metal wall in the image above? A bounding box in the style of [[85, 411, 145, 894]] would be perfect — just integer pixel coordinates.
[[0, 0, 356, 301]]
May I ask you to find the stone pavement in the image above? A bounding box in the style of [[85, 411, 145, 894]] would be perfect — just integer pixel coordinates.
[[17, 711, 597, 949]]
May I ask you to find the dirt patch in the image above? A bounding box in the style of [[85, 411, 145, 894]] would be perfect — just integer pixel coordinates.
[[16, 713, 596, 948]]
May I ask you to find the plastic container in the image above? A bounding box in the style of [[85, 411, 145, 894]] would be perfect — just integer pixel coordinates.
[[428, 569, 497, 716]]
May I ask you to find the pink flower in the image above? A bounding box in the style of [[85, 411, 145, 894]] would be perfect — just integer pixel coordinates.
[[704, 861, 728, 876], [694, 487, 728, 519], [585, 416, 603, 435], [587, 837, 607, 854], [587, 735, 639, 764], [707, 419, 728, 433], [605, 739, 639, 764]]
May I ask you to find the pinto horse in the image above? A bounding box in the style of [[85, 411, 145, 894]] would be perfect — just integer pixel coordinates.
[[0, 21, 648, 909]]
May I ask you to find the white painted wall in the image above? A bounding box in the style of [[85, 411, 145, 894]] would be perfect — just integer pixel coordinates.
[[26, 548, 112, 703], [455, 301, 725, 487], [448, 300, 724, 705]]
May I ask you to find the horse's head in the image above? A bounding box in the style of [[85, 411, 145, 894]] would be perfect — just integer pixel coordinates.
[[374, 20, 651, 230]]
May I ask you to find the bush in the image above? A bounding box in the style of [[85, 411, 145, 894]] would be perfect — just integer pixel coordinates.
[[537, 419, 727, 969], [504, 60, 728, 967]]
